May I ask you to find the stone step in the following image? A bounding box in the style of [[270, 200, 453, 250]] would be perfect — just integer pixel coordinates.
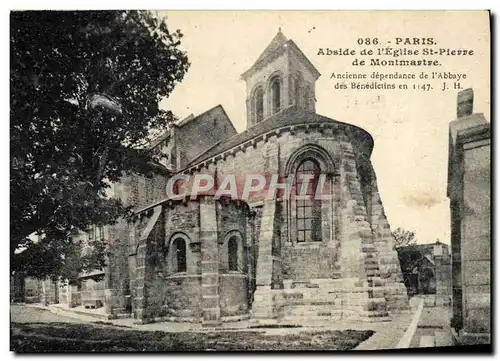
[[280, 315, 343, 323], [281, 303, 388, 317], [281, 312, 391, 324], [294, 278, 359, 286], [284, 286, 391, 295], [282, 305, 344, 317], [284, 297, 388, 309]]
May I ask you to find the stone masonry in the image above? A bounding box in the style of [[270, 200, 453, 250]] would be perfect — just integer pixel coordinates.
[[63, 30, 410, 325], [448, 88, 490, 344]]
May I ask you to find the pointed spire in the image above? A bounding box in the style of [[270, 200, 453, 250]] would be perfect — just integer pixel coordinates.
[[252, 30, 288, 65], [241, 29, 320, 81]]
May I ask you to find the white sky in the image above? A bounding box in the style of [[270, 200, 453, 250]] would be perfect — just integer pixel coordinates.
[[159, 11, 490, 245]]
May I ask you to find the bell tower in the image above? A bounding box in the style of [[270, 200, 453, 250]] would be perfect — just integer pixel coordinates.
[[241, 29, 321, 129]]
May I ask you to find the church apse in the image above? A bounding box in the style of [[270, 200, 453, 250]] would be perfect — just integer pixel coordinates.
[[108, 30, 409, 325]]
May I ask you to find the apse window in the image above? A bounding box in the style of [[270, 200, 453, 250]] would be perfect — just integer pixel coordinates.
[[228, 236, 239, 272], [172, 238, 187, 273], [295, 159, 322, 242]]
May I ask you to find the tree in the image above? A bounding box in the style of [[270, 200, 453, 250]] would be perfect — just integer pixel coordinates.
[[10, 10, 190, 278], [392, 228, 420, 295], [392, 227, 417, 249]]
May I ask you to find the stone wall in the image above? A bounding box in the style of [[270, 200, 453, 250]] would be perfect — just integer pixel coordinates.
[[217, 200, 247, 251], [244, 52, 291, 128], [182, 127, 353, 282], [115, 172, 168, 210], [448, 89, 490, 344], [461, 138, 490, 335], [174, 106, 237, 170], [99, 169, 169, 316], [219, 274, 249, 317], [105, 221, 130, 315], [281, 244, 338, 280], [435, 254, 452, 306], [161, 202, 203, 320], [117, 113, 409, 322], [178, 121, 405, 301], [129, 197, 250, 324], [155, 275, 202, 320]]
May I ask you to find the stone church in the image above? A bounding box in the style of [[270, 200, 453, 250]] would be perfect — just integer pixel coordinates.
[[66, 30, 410, 325]]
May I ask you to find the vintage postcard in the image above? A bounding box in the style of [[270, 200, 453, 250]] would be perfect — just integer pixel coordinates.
[[10, 10, 491, 352]]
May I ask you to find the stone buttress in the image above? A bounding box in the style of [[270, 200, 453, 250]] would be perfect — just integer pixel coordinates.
[[250, 138, 409, 324]]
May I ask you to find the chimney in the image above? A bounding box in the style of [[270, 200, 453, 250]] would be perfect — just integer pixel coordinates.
[[457, 88, 474, 118]]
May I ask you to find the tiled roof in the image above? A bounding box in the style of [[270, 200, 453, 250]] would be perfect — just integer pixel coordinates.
[[185, 106, 373, 169]]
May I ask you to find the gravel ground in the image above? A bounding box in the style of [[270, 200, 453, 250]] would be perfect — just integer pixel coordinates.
[[10, 305, 374, 352], [10, 304, 89, 324]]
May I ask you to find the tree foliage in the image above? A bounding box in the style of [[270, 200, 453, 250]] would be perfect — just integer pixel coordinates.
[[392, 227, 417, 249], [10, 10, 189, 278]]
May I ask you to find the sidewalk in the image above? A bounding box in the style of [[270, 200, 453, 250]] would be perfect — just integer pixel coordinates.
[[355, 296, 422, 350], [409, 302, 454, 348]]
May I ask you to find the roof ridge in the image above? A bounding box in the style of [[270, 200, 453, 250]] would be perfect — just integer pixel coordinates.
[[176, 104, 225, 128]]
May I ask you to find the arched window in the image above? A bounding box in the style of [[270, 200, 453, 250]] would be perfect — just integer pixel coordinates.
[[224, 231, 245, 273], [171, 237, 187, 273], [270, 77, 281, 114], [295, 159, 322, 242], [253, 86, 264, 123], [228, 237, 238, 271]]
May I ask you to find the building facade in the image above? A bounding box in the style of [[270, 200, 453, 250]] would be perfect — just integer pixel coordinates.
[[38, 31, 410, 325]]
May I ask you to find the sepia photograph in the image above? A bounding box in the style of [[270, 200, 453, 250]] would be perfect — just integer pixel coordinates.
[[9, 10, 491, 352]]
